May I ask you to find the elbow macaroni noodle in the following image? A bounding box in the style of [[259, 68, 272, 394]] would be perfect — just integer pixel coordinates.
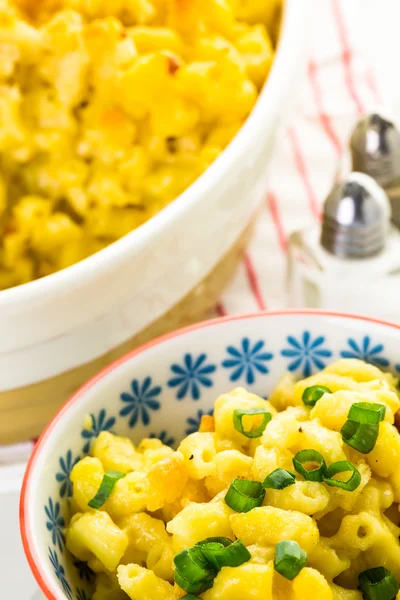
[[0, 0, 279, 289], [65, 359, 400, 599]]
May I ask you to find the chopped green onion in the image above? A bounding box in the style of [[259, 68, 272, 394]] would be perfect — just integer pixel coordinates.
[[196, 539, 251, 569], [274, 540, 308, 581], [174, 548, 217, 595], [196, 537, 232, 547], [88, 471, 126, 509], [292, 449, 326, 482], [341, 420, 379, 454], [233, 408, 272, 438], [322, 460, 361, 491], [263, 468, 296, 490], [348, 402, 386, 425], [225, 478, 265, 512], [302, 385, 331, 407], [174, 569, 215, 596], [359, 567, 399, 600]]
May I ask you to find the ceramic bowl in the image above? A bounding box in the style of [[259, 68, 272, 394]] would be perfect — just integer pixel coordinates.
[[0, 0, 309, 444], [20, 309, 400, 600]]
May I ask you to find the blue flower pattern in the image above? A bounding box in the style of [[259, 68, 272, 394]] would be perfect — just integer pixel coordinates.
[[149, 431, 175, 447], [168, 353, 216, 400], [81, 409, 116, 453], [56, 450, 80, 498], [45, 498, 65, 552], [340, 336, 390, 368], [186, 409, 214, 435], [222, 338, 273, 385], [281, 331, 332, 377], [120, 377, 161, 428], [49, 548, 72, 599], [73, 560, 94, 584]]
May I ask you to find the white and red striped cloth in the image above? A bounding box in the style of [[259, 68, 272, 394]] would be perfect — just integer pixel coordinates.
[[214, 0, 386, 318], [0, 0, 390, 461]]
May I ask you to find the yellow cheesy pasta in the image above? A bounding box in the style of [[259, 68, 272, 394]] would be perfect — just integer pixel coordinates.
[[0, 0, 279, 289], [66, 358, 400, 599]]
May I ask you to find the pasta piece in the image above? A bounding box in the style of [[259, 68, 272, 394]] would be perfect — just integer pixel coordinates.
[[167, 501, 234, 552], [117, 564, 175, 600], [330, 584, 362, 600], [291, 419, 346, 464], [146, 451, 188, 511], [199, 414, 215, 432], [311, 390, 397, 430], [178, 432, 216, 479], [70, 456, 104, 513], [265, 372, 296, 411], [323, 359, 395, 386], [265, 481, 330, 515], [309, 538, 351, 581], [66, 511, 128, 572], [91, 431, 144, 473], [106, 471, 149, 519], [230, 506, 319, 554], [251, 445, 293, 481], [214, 387, 276, 447], [365, 421, 400, 477], [202, 561, 274, 600], [205, 449, 253, 497], [292, 568, 332, 600]]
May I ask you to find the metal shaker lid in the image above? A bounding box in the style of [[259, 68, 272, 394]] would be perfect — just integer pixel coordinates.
[[321, 172, 391, 259], [350, 113, 400, 185]]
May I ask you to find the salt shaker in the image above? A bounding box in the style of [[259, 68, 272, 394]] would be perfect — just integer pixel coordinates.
[[287, 172, 400, 321], [350, 113, 400, 228]]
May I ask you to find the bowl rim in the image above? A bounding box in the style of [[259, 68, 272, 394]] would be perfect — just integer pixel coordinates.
[[0, 0, 305, 310], [20, 308, 400, 600]]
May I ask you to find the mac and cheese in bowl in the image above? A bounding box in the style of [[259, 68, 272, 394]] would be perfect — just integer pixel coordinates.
[[0, 0, 279, 289], [66, 358, 400, 599]]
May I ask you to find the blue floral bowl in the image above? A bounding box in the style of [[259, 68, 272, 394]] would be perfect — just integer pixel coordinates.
[[20, 310, 400, 600]]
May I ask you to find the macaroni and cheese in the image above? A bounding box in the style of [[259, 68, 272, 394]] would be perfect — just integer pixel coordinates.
[[66, 359, 400, 599], [0, 0, 279, 289]]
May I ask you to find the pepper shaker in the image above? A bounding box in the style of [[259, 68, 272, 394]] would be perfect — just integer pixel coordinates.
[[350, 113, 400, 228], [287, 172, 400, 320]]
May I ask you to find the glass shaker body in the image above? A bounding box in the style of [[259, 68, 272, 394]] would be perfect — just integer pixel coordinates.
[[288, 225, 400, 321]]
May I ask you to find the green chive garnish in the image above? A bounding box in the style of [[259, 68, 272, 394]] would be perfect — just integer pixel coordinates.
[[233, 408, 272, 438], [88, 470, 126, 509], [322, 460, 361, 491], [197, 537, 232, 547], [302, 385, 331, 407], [340, 402, 385, 454], [174, 548, 217, 595], [359, 567, 399, 600], [263, 468, 296, 490], [348, 402, 386, 425], [175, 538, 251, 594], [341, 420, 379, 454], [196, 538, 251, 569], [174, 569, 215, 596], [274, 540, 308, 580], [292, 449, 326, 482], [225, 478, 265, 512]]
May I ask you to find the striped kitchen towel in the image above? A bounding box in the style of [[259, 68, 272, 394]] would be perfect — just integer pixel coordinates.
[[216, 0, 386, 317]]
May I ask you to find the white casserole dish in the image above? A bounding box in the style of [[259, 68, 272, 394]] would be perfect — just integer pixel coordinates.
[[0, 0, 309, 441]]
